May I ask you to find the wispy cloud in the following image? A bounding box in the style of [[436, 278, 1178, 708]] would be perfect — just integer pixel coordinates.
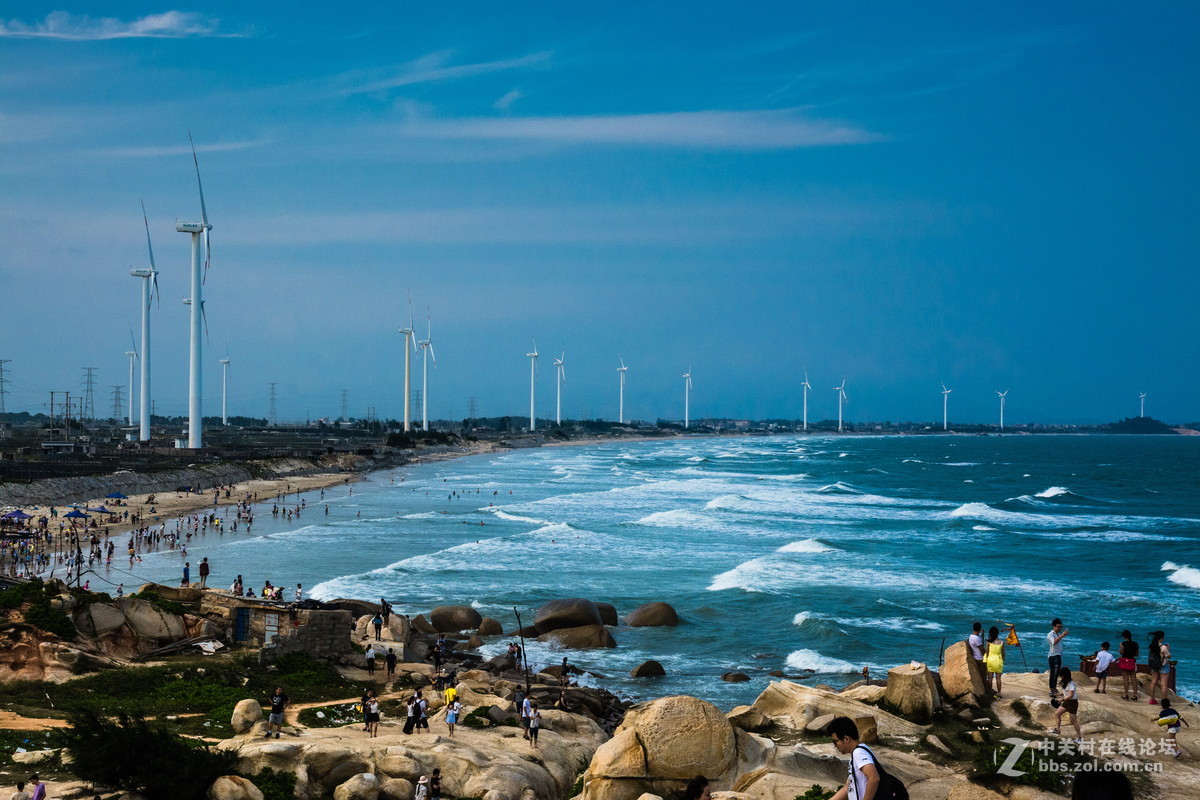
[[89, 138, 272, 158], [396, 109, 882, 150], [0, 11, 244, 40], [493, 89, 522, 111], [330, 51, 552, 97]]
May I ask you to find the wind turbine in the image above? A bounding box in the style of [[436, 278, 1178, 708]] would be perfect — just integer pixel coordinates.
[[124, 345, 137, 427], [418, 316, 436, 432], [834, 379, 847, 433], [175, 133, 212, 449], [682, 368, 692, 429], [996, 390, 1009, 431], [801, 371, 812, 432], [397, 297, 418, 432], [941, 383, 952, 431], [1138, 392, 1147, 418], [219, 352, 231, 426], [554, 351, 565, 426], [131, 201, 159, 441], [617, 356, 628, 424], [526, 339, 539, 431]]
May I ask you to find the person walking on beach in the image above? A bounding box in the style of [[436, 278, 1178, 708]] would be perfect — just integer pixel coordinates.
[[1089, 641, 1115, 694], [1118, 629, 1140, 701], [1147, 630, 1173, 705], [1155, 698, 1189, 758], [365, 643, 377, 675], [267, 687, 289, 739], [968, 622, 987, 687], [1047, 619, 1068, 696], [984, 626, 1005, 697], [1052, 667, 1083, 742], [198, 557, 210, 588]]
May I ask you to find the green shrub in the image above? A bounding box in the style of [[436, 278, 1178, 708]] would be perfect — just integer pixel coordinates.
[[251, 768, 297, 800], [23, 597, 76, 640], [129, 588, 186, 616], [794, 787, 836, 800], [0, 579, 43, 610], [59, 708, 237, 800]]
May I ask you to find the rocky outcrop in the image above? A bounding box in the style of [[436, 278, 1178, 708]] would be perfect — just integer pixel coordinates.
[[744, 680, 926, 737], [941, 641, 985, 703], [411, 615, 436, 634], [334, 773, 381, 800], [232, 699, 264, 734], [430, 606, 482, 633], [534, 599, 604, 634], [477, 617, 503, 636], [595, 603, 619, 627], [210, 775, 265, 800], [623, 602, 679, 628], [538, 625, 616, 649], [882, 663, 940, 723], [630, 661, 665, 678]]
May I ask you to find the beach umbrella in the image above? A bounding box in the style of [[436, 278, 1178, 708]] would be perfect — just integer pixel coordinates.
[[88, 506, 112, 514], [105, 492, 128, 499], [64, 510, 90, 519], [2, 511, 33, 520]]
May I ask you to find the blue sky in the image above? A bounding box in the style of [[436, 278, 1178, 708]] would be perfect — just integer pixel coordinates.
[[1, 3, 1197, 425]]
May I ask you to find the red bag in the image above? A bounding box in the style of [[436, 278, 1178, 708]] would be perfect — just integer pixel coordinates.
[[1116, 657, 1136, 671]]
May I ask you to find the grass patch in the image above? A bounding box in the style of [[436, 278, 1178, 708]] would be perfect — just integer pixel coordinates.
[[794, 787, 836, 800], [0, 728, 67, 786], [128, 587, 187, 616], [252, 768, 298, 800]]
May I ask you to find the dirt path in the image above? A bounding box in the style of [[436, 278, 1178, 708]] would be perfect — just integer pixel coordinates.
[[0, 710, 69, 730]]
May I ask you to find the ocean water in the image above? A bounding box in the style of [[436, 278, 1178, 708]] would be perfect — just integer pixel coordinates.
[[118, 435, 1200, 709]]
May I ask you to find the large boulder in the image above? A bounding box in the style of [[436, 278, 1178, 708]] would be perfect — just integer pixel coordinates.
[[379, 778, 414, 800], [631, 660, 666, 678], [477, 617, 503, 636], [326, 598, 381, 618], [534, 599, 603, 634], [334, 773, 381, 800], [431, 606, 483, 632], [74, 602, 127, 636], [624, 602, 679, 628], [209, 775, 265, 800], [941, 640, 986, 702], [538, 625, 617, 649], [140, 583, 202, 603], [883, 663, 941, 723], [747, 681, 926, 737], [411, 614, 436, 634], [595, 602, 619, 626], [117, 597, 186, 641], [618, 696, 736, 779], [231, 698, 264, 734]]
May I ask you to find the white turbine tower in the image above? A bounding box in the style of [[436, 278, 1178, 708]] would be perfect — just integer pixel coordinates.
[[176, 133, 212, 449], [1139, 392, 1147, 418], [418, 316, 436, 432], [801, 371, 812, 432], [397, 299, 418, 432], [219, 354, 231, 425], [124, 346, 137, 427], [996, 390, 1009, 431], [526, 339, 539, 431], [554, 351, 565, 425], [617, 356, 628, 424], [131, 201, 159, 441], [682, 368, 692, 429], [834, 379, 847, 433], [941, 383, 952, 431]]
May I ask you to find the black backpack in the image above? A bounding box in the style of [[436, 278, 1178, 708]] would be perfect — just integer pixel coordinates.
[[855, 745, 909, 800]]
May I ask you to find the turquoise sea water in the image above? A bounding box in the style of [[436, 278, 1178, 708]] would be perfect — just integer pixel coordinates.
[[119, 434, 1200, 708]]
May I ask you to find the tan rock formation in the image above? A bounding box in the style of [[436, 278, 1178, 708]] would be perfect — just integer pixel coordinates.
[[882, 662, 940, 723], [209, 775, 265, 800], [941, 641, 986, 702]]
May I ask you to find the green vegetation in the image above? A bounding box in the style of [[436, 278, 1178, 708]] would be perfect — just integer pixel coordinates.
[[250, 768, 298, 800], [59, 708, 237, 800], [128, 587, 188, 616], [461, 705, 493, 728], [0, 579, 76, 640], [794, 786, 836, 800], [0, 728, 65, 785]]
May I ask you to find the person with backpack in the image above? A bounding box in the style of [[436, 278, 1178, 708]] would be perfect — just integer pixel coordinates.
[[1147, 630, 1173, 705], [827, 716, 908, 800]]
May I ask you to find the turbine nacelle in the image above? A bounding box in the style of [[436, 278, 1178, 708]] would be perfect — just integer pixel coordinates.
[[176, 221, 207, 234], [130, 268, 153, 278]]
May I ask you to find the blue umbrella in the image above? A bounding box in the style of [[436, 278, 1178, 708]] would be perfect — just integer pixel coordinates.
[[64, 509, 90, 519], [88, 506, 112, 514], [2, 510, 33, 520], [105, 491, 128, 499]]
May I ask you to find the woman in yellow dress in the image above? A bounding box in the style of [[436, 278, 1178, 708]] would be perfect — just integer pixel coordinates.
[[985, 625, 1006, 697]]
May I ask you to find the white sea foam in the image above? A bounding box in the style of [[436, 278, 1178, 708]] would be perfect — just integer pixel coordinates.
[[793, 610, 943, 632], [488, 509, 551, 525], [817, 482, 862, 494], [1036, 486, 1071, 498], [776, 538, 837, 554], [793, 611, 813, 626], [785, 648, 858, 673], [401, 511, 441, 519], [687, 456, 708, 462], [972, 525, 997, 531], [1163, 562, 1200, 590], [939, 461, 980, 467]]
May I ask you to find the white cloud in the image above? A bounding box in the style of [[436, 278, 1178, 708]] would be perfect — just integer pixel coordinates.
[[493, 89, 523, 111], [331, 51, 552, 97], [397, 109, 882, 150], [90, 138, 272, 158], [0, 11, 240, 40]]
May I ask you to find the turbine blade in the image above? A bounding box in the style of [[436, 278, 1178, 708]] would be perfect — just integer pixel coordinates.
[[428, 343, 437, 365], [202, 227, 211, 283], [151, 272, 160, 307], [129, 324, 139, 358], [189, 131, 209, 227], [201, 302, 210, 344], [141, 200, 156, 269]]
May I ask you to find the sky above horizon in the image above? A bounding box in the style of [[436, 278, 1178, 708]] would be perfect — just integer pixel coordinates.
[[1, 3, 1197, 426]]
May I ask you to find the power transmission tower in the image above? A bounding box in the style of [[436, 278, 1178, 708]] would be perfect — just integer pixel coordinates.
[[82, 367, 98, 422], [0, 359, 10, 414], [111, 386, 125, 420], [467, 396, 478, 419], [340, 389, 349, 421], [267, 382, 279, 426]]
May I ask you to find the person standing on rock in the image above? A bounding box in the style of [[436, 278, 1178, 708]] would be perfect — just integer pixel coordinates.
[[984, 626, 1005, 697], [386, 648, 397, 681], [1052, 667, 1083, 742], [1147, 630, 1173, 705], [364, 690, 380, 738], [181, 561, 190, 587], [414, 776, 429, 800], [528, 702, 541, 748], [267, 687, 289, 739], [430, 769, 442, 800], [372, 612, 383, 641], [1047, 619, 1069, 697], [1118, 629, 1140, 701], [968, 622, 987, 689], [416, 691, 429, 733], [198, 557, 210, 588], [445, 698, 462, 736]]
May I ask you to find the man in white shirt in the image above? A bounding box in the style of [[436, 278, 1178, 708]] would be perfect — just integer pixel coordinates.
[[968, 622, 987, 689], [1047, 618, 1068, 696], [827, 717, 881, 800]]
